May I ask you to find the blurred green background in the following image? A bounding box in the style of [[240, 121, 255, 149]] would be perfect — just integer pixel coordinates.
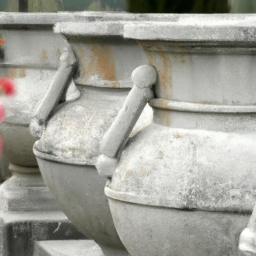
[[129, 0, 228, 13], [0, 0, 255, 13]]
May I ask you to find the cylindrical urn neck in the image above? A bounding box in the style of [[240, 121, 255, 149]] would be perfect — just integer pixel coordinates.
[[151, 99, 256, 133], [136, 40, 256, 133], [139, 41, 256, 106]]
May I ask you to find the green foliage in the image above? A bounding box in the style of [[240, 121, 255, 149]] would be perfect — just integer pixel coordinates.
[[128, 0, 229, 13], [62, 0, 92, 11], [229, 0, 256, 13], [0, 0, 229, 13], [1, 0, 19, 12], [191, 0, 229, 13], [0, 0, 7, 11], [28, 0, 63, 12], [57, 0, 127, 12]]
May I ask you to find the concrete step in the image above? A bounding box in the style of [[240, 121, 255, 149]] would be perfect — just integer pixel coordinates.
[[34, 240, 103, 256]]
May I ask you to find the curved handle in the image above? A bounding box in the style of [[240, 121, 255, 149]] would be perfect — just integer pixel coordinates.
[[96, 65, 157, 177], [239, 206, 256, 255], [29, 43, 77, 138]]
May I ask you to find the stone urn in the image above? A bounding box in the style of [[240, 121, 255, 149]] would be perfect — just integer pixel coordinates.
[[31, 17, 155, 255], [0, 12, 111, 255], [101, 15, 256, 256], [0, 12, 109, 211]]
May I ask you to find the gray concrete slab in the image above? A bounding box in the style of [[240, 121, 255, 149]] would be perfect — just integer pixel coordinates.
[[34, 240, 103, 256]]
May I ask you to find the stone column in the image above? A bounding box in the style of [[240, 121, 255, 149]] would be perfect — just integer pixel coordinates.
[[0, 156, 10, 183]]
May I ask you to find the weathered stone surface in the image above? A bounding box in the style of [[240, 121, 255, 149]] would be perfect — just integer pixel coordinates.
[[0, 211, 87, 256], [34, 87, 131, 166], [29, 44, 77, 138], [108, 198, 249, 256], [124, 15, 256, 42]]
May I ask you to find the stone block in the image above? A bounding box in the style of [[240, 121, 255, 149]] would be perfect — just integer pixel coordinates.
[[0, 211, 87, 256], [34, 240, 103, 256]]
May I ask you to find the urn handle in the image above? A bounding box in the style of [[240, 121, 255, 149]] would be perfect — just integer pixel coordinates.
[[239, 206, 256, 255], [97, 65, 157, 177], [29, 43, 77, 138]]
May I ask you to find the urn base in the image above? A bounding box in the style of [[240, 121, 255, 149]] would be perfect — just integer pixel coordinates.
[[34, 153, 130, 256], [107, 197, 249, 256], [0, 165, 60, 212]]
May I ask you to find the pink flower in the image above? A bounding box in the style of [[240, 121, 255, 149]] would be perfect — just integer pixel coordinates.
[[0, 39, 5, 47], [0, 78, 15, 155], [0, 103, 5, 155], [0, 78, 16, 96], [0, 103, 5, 123]]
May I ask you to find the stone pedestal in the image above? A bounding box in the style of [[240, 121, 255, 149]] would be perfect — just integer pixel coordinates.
[[0, 164, 87, 256], [0, 164, 61, 212], [0, 211, 86, 256]]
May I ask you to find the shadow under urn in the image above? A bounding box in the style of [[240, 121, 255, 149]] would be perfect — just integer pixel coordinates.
[[104, 16, 256, 256], [32, 20, 153, 256]]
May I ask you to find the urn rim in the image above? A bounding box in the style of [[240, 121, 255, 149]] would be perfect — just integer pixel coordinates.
[[123, 15, 256, 43], [33, 143, 96, 166], [0, 11, 109, 28], [150, 99, 256, 113]]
